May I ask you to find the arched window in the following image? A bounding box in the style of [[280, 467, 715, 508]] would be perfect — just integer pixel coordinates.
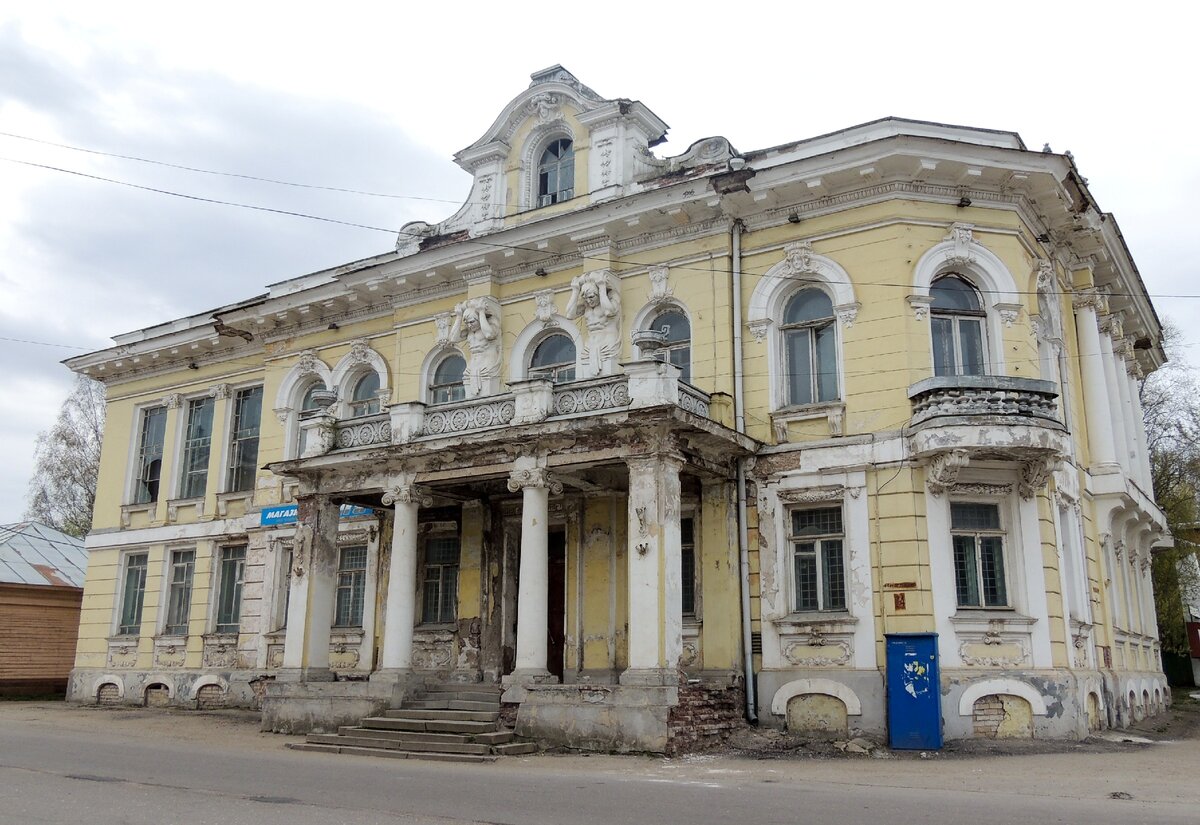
[[931, 275, 987, 376], [783, 289, 838, 406], [648, 309, 691, 383], [349, 372, 381, 417], [300, 383, 327, 413], [429, 354, 466, 405], [530, 334, 577, 383], [538, 139, 574, 207]]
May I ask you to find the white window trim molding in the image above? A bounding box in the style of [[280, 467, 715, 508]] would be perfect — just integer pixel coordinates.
[[631, 298, 692, 369], [420, 343, 467, 405], [926, 472, 1053, 668], [957, 678, 1048, 716], [757, 470, 875, 671], [770, 678, 863, 717], [274, 352, 334, 460], [217, 381, 265, 494], [508, 315, 584, 383], [519, 123, 577, 212], [330, 340, 391, 419], [112, 548, 151, 637], [910, 224, 1021, 373], [746, 243, 857, 412]]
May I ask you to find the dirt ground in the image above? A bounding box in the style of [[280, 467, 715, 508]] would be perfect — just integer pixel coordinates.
[[2, 689, 1197, 762]]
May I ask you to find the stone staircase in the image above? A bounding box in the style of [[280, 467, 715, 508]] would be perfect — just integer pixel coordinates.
[[288, 683, 535, 763]]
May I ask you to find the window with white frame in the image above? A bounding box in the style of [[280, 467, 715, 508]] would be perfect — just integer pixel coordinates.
[[931, 275, 987, 376], [429, 353, 466, 404], [215, 545, 246, 633], [782, 289, 839, 406], [178, 397, 215, 499], [349, 372, 381, 417], [274, 545, 293, 630], [334, 545, 368, 627], [530, 333, 576, 384], [681, 516, 697, 618], [226, 386, 263, 492], [118, 552, 149, 635], [421, 535, 460, 624], [133, 406, 168, 504], [537, 138, 574, 206], [646, 309, 691, 383], [163, 549, 195, 635], [950, 501, 1008, 608], [789, 506, 847, 612]]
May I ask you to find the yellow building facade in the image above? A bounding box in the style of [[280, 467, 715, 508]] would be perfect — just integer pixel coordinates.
[[67, 66, 1169, 750]]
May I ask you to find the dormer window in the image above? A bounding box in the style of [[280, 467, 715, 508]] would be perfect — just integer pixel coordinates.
[[538, 139, 574, 207]]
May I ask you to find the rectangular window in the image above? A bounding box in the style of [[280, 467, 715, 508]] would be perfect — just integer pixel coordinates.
[[133, 407, 167, 504], [951, 502, 1009, 608], [790, 506, 846, 612], [681, 517, 696, 617], [118, 553, 149, 635], [215, 546, 247, 633], [422, 536, 460, 624], [334, 545, 368, 627], [276, 547, 293, 630], [179, 397, 215, 499], [227, 386, 263, 492], [163, 549, 195, 635]]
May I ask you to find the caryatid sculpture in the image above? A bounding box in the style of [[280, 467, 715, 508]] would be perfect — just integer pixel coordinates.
[[565, 269, 622, 376], [450, 296, 502, 398]]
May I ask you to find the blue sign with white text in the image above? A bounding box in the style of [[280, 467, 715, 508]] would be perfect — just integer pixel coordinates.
[[260, 503, 374, 526]]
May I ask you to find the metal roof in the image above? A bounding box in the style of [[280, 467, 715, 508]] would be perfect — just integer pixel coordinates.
[[0, 522, 87, 588]]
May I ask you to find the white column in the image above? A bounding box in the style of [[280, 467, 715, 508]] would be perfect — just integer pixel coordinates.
[[1098, 327, 1130, 476], [376, 481, 430, 675], [1125, 366, 1154, 492], [280, 494, 340, 680], [507, 464, 561, 681], [1073, 297, 1118, 472], [621, 453, 684, 685]]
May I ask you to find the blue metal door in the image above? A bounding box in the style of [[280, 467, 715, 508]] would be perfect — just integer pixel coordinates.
[[885, 633, 942, 750]]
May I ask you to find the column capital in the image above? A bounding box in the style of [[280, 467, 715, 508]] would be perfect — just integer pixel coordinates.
[[507, 467, 563, 494], [1071, 288, 1108, 314], [382, 482, 432, 507]]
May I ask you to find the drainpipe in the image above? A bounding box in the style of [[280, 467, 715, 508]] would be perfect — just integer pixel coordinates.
[[730, 218, 758, 723]]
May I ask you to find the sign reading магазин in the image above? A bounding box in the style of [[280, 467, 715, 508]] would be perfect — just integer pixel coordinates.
[[259, 503, 375, 526]]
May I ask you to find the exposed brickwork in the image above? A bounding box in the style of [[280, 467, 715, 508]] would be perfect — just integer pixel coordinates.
[[667, 684, 746, 755], [249, 676, 273, 710], [97, 682, 121, 705], [972, 694, 1005, 738], [144, 684, 171, 707], [196, 684, 228, 709]]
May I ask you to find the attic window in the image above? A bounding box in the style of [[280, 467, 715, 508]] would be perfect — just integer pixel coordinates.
[[538, 139, 574, 206]]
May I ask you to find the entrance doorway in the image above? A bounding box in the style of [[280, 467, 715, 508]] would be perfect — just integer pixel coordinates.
[[547, 528, 566, 681]]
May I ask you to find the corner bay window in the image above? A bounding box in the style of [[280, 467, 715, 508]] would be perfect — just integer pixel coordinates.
[[790, 506, 846, 612], [227, 386, 263, 492], [931, 275, 987, 376], [133, 406, 167, 504], [179, 397, 214, 499], [951, 501, 1008, 608], [118, 553, 149, 635], [164, 549, 195, 635], [783, 289, 838, 406], [537, 138, 574, 206], [422, 536, 460, 624], [334, 545, 367, 627], [215, 546, 247, 633]]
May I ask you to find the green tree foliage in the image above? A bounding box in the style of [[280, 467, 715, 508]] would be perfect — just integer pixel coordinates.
[[1142, 324, 1200, 656], [24, 375, 106, 538]]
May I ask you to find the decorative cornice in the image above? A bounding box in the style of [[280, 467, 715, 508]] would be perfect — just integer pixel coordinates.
[[951, 482, 1013, 497], [926, 449, 970, 496], [776, 484, 862, 504]]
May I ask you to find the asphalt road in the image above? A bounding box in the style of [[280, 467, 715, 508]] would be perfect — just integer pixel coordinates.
[[1, 704, 1197, 825]]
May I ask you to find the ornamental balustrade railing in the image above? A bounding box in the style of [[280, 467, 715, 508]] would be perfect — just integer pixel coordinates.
[[907, 375, 1062, 429], [332, 412, 392, 450]]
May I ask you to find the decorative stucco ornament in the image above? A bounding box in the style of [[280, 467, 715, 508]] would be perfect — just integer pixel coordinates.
[[565, 269, 622, 376], [449, 296, 502, 398]]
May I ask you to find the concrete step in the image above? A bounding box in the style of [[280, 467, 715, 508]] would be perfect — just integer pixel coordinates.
[[307, 734, 400, 749], [446, 700, 501, 712], [361, 716, 499, 734], [493, 741, 538, 756], [421, 691, 501, 706], [336, 745, 497, 764], [383, 708, 499, 723], [394, 740, 491, 756], [471, 730, 515, 746], [405, 699, 452, 709], [337, 727, 470, 744]]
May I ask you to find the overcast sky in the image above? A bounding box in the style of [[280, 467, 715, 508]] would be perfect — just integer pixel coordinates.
[[1, 2, 1196, 524]]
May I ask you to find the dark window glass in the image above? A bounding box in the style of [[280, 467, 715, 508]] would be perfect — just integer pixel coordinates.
[[164, 549, 195, 635], [538, 139, 575, 206], [134, 407, 167, 504], [649, 310, 691, 383], [350, 372, 381, 417], [681, 517, 696, 617], [788, 507, 846, 612], [216, 546, 247, 633], [422, 537, 460, 624], [227, 387, 262, 492], [430, 355, 467, 405], [179, 398, 215, 499], [782, 289, 838, 405], [118, 553, 149, 635], [334, 545, 368, 627], [530, 334, 577, 383], [931, 275, 988, 376], [950, 502, 1008, 608]]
